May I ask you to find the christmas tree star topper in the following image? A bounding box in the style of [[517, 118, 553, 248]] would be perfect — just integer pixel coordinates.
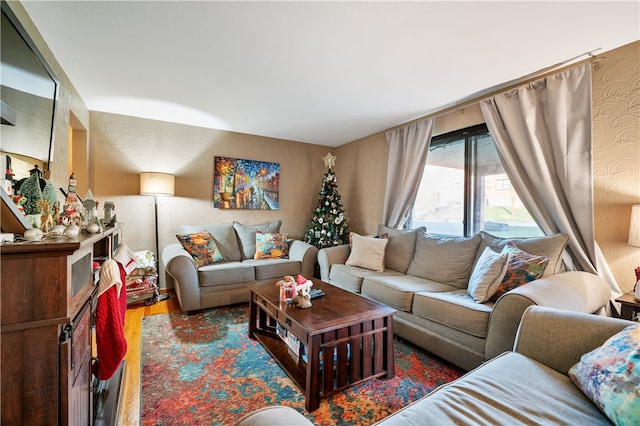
[[323, 152, 336, 168]]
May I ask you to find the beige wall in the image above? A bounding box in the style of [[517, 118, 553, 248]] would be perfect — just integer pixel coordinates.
[[337, 41, 640, 293], [89, 112, 329, 286]]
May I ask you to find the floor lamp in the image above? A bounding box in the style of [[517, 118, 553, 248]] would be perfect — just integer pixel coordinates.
[[140, 172, 175, 302]]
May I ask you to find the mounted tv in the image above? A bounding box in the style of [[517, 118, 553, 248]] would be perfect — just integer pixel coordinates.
[[0, 0, 59, 178]]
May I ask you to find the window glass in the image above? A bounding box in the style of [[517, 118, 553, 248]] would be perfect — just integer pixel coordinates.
[[411, 125, 543, 238]]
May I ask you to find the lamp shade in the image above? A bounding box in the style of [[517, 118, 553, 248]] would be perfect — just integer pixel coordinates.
[[630, 205, 640, 247], [140, 172, 175, 196]]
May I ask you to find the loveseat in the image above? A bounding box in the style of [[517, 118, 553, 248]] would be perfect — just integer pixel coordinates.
[[234, 306, 637, 425], [317, 226, 611, 370], [162, 221, 318, 312]]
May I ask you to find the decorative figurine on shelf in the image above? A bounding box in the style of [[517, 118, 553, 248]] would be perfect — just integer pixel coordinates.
[[36, 199, 54, 233]]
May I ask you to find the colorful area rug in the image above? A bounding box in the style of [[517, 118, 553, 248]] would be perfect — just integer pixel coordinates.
[[140, 305, 463, 425]]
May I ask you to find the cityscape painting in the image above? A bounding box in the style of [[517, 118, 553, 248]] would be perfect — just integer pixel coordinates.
[[213, 156, 279, 210]]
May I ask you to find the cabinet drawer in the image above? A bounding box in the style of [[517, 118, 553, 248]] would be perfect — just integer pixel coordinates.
[[254, 293, 278, 318], [278, 314, 306, 343]]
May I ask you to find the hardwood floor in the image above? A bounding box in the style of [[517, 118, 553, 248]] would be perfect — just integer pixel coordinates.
[[116, 293, 181, 425]]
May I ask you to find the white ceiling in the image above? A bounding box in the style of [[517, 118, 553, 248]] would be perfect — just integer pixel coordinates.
[[20, 1, 640, 147]]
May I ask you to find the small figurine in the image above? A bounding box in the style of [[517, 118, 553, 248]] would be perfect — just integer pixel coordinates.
[[292, 285, 312, 309], [37, 199, 54, 233]]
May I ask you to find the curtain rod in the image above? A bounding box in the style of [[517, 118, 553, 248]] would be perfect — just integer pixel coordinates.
[[387, 48, 603, 132]]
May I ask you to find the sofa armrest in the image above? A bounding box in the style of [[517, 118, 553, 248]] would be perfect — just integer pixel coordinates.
[[317, 244, 351, 281], [161, 243, 200, 312], [233, 406, 313, 426], [484, 271, 611, 360], [288, 240, 318, 279], [514, 306, 633, 374]]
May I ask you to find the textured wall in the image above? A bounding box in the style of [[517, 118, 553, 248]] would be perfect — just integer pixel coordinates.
[[89, 112, 329, 287], [592, 41, 640, 293]]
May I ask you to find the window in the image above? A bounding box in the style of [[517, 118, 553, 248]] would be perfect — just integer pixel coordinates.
[[411, 124, 543, 238]]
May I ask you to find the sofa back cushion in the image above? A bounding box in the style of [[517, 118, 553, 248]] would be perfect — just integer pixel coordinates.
[[179, 224, 242, 261], [477, 231, 569, 277], [233, 220, 282, 260], [377, 225, 426, 274], [407, 233, 481, 288]]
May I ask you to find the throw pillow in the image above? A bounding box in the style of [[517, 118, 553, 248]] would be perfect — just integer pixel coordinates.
[[233, 220, 282, 259], [491, 242, 549, 300], [254, 232, 289, 259], [477, 231, 569, 276], [178, 223, 241, 261], [406, 233, 482, 289], [176, 231, 224, 267], [377, 225, 426, 274], [568, 323, 640, 426], [345, 233, 388, 272], [467, 247, 510, 303]]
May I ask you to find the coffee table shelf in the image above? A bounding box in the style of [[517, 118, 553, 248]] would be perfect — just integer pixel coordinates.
[[248, 280, 396, 412]]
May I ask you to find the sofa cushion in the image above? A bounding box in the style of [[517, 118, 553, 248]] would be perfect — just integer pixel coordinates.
[[467, 247, 509, 303], [568, 323, 640, 426], [233, 220, 282, 259], [198, 262, 255, 287], [345, 233, 388, 272], [406, 233, 482, 288], [254, 232, 289, 259], [179, 223, 242, 261], [175, 231, 224, 267], [477, 231, 569, 276], [412, 290, 492, 338], [383, 352, 608, 425], [361, 275, 459, 312], [492, 242, 549, 300], [377, 225, 425, 273], [328, 264, 403, 293], [243, 258, 302, 281]]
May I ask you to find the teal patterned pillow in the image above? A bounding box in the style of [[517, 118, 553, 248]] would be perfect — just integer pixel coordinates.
[[254, 232, 289, 259], [176, 231, 224, 267], [491, 242, 548, 300], [569, 324, 640, 426]]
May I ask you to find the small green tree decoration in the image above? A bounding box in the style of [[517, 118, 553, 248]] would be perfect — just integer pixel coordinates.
[[304, 153, 349, 248]]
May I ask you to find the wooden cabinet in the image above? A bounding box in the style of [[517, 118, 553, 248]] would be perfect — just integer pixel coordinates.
[[1, 225, 123, 425]]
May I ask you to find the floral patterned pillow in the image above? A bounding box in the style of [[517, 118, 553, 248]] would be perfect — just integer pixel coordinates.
[[568, 324, 640, 426], [491, 242, 548, 300], [176, 231, 224, 267], [254, 232, 289, 259]]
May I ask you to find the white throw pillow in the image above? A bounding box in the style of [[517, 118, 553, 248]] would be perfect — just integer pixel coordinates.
[[467, 247, 509, 303], [346, 233, 388, 272]]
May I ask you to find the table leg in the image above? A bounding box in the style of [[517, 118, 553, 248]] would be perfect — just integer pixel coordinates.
[[385, 315, 395, 378], [305, 334, 321, 412], [620, 304, 635, 321], [248, 296, 257, 340]]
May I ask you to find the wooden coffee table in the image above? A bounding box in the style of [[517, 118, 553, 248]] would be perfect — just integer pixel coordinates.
[[248, 279, 396, 411]]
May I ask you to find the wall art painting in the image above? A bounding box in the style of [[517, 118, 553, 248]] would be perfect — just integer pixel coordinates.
[[214, 156, 279, 210]]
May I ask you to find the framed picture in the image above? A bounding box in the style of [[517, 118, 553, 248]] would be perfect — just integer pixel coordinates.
[[213, 156, 279, 210], [0, 187, 32, 234]]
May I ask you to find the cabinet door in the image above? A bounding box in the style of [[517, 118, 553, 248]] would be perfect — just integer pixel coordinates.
[[60, 301, 92, 426]]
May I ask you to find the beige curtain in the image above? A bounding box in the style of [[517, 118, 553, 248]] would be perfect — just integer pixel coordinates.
[[480, 63, 621, 308], [382, 118, 435, 229]]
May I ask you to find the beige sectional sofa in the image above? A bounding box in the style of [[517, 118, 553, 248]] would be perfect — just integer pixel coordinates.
[[317, 226, 611, 370], [162, 221, 318, 312], [234, 306, 636, 425]]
